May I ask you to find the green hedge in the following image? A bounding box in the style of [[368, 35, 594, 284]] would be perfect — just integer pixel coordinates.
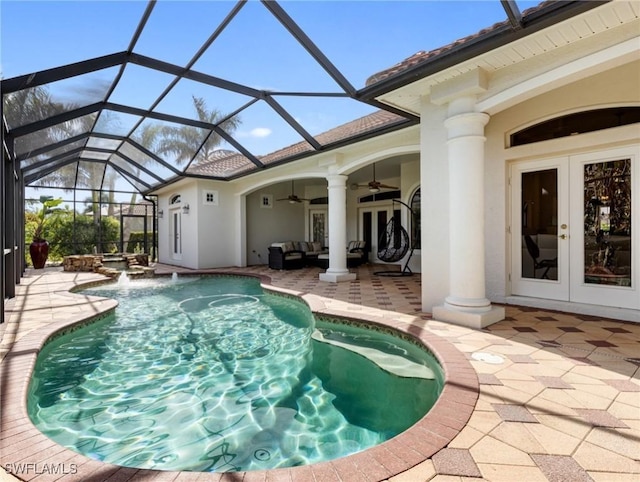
[[26, 213, 120, 264], [125, 231, 154, 253]]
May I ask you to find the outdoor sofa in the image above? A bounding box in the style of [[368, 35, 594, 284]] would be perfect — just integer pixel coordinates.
[[268, 241, 326, 270], [313, 241, 368, 268]]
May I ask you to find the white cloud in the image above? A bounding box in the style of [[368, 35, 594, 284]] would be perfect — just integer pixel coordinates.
[[250, 127, 272, 138], [237, 127, 272, 139]]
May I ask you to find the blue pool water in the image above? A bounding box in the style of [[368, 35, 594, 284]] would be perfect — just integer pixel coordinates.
[[28, 276, 443, 472]]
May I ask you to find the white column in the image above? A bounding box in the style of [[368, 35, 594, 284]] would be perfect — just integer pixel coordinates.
[[433, 98, 504, 328], [319, 174, 356, 283]]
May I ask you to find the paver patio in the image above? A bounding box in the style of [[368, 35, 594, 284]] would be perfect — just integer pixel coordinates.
[[1, 264, 638, 481]]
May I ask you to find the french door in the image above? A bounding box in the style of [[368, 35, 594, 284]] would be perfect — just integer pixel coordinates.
[[360, 205, 400, 264], [511, 146, 638, 309]]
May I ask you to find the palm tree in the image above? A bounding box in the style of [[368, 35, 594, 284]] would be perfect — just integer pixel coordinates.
[[156, 95, 242, 166], [127, 122, 164, 207], [3, 86, 63, 131], [82, 193, 110, 215]]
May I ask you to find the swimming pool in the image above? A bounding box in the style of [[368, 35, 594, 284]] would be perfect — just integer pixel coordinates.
[[27, 275, 443, 472]]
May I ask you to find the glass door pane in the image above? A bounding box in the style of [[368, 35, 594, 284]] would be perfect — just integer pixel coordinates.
[[311, 211, 327, 247], [521, 169, 559, 280], [362, 211, 372, 256], [172, 211, 181, 259], [377, 211, 388, 249], [583, 159, 631, 287]]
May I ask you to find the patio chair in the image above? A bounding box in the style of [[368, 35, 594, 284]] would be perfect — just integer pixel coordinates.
[[524, 234, 557, 279]]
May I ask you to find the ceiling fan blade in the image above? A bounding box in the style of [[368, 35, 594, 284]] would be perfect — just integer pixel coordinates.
[[354, 162, 398, 191]]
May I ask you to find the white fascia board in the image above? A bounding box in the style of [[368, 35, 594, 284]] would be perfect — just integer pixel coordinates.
[[477, 36, 640, 115]]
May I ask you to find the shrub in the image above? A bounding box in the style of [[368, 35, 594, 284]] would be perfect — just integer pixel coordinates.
[[125, 231, 154, 254], [26, 212, 121, 265]]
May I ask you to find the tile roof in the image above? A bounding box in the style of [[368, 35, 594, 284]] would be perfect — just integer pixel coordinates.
[[187, 109, 407, 178], [187, 150, 256, 178], [365, 1, 556, 86], [115, 202, 154, 216]]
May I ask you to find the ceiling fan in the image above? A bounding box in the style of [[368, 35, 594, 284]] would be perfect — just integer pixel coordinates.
[[277, 180, 310, 204], [352, 163, 398, 193]]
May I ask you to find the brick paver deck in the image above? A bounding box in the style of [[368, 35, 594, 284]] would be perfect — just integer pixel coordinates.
[[1, 264, 638, 481]]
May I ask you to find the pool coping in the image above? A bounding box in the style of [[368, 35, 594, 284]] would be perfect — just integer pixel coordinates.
[[0, 271, 478, 482]]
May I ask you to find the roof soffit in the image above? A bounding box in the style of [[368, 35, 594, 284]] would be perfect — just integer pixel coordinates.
[[374, 1, 639, 115]]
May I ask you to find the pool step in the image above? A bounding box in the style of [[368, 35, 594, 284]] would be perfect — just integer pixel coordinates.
[[311, 330, 435, 380]]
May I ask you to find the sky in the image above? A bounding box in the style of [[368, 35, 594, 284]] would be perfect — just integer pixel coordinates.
[[1, 0, 541, 201], [0, 1, 534, 81]]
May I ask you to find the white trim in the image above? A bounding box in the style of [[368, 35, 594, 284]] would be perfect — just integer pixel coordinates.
[[508, 145, 639, 312], [505, 124, 640, 162], [510, 157, 569, 301], [568, 146, 639, 309], [339, 144, 420, 176], [478, 37, 640, 114]]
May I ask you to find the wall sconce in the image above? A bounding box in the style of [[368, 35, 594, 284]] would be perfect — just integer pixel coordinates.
[[182, 203, 190, 215], [157, 209, 163, 219]]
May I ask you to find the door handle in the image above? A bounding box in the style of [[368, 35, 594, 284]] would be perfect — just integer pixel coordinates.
[[559, 234, 567, 240]]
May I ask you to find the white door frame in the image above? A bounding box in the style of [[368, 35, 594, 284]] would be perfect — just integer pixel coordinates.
[[510, 145, 638, 309], [511, 157, 569, 301], [569, 146, 639, 309], [359, 203, 393, 264]]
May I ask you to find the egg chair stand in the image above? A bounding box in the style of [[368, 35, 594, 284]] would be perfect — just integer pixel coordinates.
[[374, 200, 416, 277]]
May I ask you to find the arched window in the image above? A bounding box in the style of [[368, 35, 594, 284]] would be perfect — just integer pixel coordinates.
[[410, 188, 421, 249], [510, 107, 640, 146], [169, 194, 181, 205]]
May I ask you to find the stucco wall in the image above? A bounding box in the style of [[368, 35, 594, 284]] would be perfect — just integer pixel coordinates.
[[245, 182, 307, 266], [156, 179, 239, 269], [195, 181, 239, 269]]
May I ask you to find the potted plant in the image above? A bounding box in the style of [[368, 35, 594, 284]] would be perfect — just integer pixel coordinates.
[[29, 195, 63, 269]]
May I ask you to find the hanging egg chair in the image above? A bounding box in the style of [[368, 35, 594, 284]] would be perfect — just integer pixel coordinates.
[[374, 200, 415, 277]]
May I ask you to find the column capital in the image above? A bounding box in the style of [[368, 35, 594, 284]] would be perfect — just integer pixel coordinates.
[[444, 111, 490, 140], [325, 173, 348, 188], [319, 153, 344, 171]]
